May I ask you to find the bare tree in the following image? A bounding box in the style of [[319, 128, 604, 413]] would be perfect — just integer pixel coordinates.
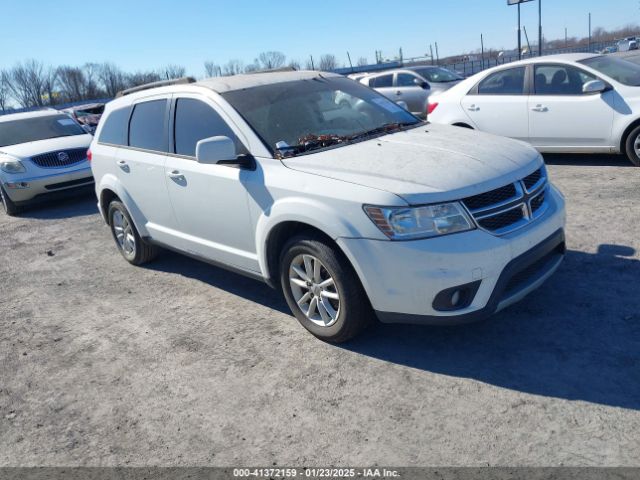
[[223, 59, 244, 76], [128, 71, 161, 87], [305, 58, 316, 70], [159, 64, 186, 80], [288, 59, 301, 70], [244, 63, 259, 73], [7, 60, 49, 107], [318, 54, 338, 71], [257, 51, 286, 70], [204, 61, 222, 77], [42, 66, 58, 105], [83, 63, 102, 99], [99, 63, 128, 97], [357, 57, 368, 67], [57, 66, 85, 102], [0, 71, 11, 111]]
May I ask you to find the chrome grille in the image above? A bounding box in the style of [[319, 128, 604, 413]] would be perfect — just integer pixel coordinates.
[[462, 167, 548, 236], [30, 148, 87, 168]]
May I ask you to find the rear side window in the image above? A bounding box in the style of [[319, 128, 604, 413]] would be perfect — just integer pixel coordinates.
[[98, 107, 130, 146], [174, 98, 240, 157], [534, 65, 597, 95], [477, 67, 526, 95], [370, 74, 393, 88], [128, 100, 167, 152]]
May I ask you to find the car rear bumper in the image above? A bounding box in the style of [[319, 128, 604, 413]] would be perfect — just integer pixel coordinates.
[[2, 166, 94, 205], [337, 184, 566, 324]]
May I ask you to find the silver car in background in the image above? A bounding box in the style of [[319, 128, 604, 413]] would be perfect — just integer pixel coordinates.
[[406, 65, 464, 94], [357, 69, 431, 117]]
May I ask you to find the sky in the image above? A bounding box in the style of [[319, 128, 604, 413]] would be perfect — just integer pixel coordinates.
[[1, 0, 639, 76]]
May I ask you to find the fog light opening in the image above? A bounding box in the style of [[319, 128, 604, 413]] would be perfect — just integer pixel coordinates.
[[432, 280, 482, 312], [6, 182, 30, 189]]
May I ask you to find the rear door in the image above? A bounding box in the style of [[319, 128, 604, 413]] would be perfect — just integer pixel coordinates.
[[163, 94, 258, 271], [116, 96, 178, 235], [368, 73, 396, 103], [528, 63, 615, 149], [460, 66, 529, 141], [395, 72, 429, 116]]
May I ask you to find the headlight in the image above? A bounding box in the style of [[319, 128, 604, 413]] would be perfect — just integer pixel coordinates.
[[364, 202, 475, 240], [0, 157, 26, 174]]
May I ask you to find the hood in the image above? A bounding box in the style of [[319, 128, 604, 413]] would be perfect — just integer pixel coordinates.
[[282, 123, 542, 205], [0, 134, 93, 160]]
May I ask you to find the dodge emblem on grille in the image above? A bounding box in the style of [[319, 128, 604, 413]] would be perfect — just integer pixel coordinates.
[[57, 151, 70, 163]]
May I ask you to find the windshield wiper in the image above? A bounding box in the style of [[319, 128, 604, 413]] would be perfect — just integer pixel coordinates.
[[275, 133, 349, 157], [348, 122, 417, 142]]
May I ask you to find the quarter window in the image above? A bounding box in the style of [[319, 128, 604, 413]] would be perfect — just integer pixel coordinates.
[[98, 107, 130, 146], [534, 65, 598, 95], [174, 98, 240, 157], [128, 100, 168, 152], [477, 67, 526, 95]]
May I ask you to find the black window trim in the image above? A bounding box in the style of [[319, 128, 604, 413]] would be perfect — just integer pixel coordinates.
[[530, 62, 612, 96]]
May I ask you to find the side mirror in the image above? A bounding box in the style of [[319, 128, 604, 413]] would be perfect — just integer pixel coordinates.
[[583, 79, 607, 94], [413, 78, 430, 90], [196, 136, 236, 164]]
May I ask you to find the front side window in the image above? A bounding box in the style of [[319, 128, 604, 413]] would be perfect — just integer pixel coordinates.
[[477, 67, 526, 95], [221, 76, 420, 157], [579, 55, 640, 86], [174, 98, 240, 157], [128, 100, 167, 152], [397, 73, 420, 87], [370, 74, 393, 88], [98, 107, 131, 146], [534, 65, 597, 95], [0, 114, 85, 147]]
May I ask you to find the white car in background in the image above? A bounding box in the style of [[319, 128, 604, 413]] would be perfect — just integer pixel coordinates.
[[0, 110, 94, 215], [357, 69, 432, 118], [428, 53, 640, 166]]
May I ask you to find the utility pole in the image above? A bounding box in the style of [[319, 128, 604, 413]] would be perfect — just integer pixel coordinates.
[[588, 12, 592, 51], [481, 34, 485, 69], [429, 44, 434, 65], [538, 0, 543, 56], [518, 2, 522, 59], [523, 25, 532, 56], [309, 55, 315, 70], [346, 51, 353, 72], [565, 27, 568, 48], [435, 42, 440, 65]]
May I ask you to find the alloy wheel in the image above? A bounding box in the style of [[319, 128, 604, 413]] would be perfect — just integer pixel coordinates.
[[112, 209, 136, 257], [289, 254, 340, 327]]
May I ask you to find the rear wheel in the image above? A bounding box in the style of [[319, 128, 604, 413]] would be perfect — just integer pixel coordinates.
[[624, 125, 640, 166], [0, 186, 20, 216], [279, 233, 373, 343], [108, 200, 159, 265]]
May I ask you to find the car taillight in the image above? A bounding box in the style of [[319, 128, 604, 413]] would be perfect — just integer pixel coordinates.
[[427, 102, 439, 115], [86, 149, 92, 163]]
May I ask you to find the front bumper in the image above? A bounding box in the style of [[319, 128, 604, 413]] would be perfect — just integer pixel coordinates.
[[2, 166, 94, 206], [337, 184, 566, 325]]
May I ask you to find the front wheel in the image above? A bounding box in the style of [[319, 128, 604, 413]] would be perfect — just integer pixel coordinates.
[[108, 200, 159, 265], [279, 234, 373, 343], [624, 126, 640, 166], [0, 186, 21, 216]]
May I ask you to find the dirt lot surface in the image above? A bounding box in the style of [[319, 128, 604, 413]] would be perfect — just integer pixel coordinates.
[[1, 154, 639, 467]]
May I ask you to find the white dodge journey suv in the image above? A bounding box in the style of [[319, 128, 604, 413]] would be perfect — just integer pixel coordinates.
[[91, 72, 566, 342]]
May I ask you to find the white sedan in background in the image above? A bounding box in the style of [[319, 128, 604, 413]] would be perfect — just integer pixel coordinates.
[[428, 53, 640, 166]]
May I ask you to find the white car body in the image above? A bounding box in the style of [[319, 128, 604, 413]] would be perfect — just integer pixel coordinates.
[[429, 53, 640, 157], [91, 71, 565, 337], [0, 110, 93, 211]]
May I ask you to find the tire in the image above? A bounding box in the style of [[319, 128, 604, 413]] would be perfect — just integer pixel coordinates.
[[279, 233, 373, 343], [0, 186, 21, 216], [107, 200, 159, 265], [624, 125, 640, 166]]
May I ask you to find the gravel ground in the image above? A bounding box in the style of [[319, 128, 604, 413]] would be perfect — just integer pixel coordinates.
[[0, 154, 639, 467]]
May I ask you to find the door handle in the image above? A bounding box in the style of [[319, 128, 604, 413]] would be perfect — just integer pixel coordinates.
[[467, 104, 480, 111], [167, 170, 184, 180], [531, 104, 548, 112], [116, 160, 129, 171], [396, 90, 402, 95]]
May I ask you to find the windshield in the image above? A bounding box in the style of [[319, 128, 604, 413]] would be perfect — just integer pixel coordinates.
[[221, 76, 421, 157], [579, 55, 640, 86], [412, 67, 463, 83], [0, 114, 86, 147]]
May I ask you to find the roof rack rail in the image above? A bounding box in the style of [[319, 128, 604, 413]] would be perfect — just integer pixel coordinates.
[[116, 77, 196, 97]]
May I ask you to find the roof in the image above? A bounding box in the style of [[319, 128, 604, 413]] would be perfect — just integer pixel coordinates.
[[0, 109, 63, 123], [196, 70, 341, 93], [506, 52, 599, 67]]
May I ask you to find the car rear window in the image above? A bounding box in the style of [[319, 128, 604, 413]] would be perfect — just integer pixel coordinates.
[[128, 100, 168, 152], [98, 107, 131, 146]]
